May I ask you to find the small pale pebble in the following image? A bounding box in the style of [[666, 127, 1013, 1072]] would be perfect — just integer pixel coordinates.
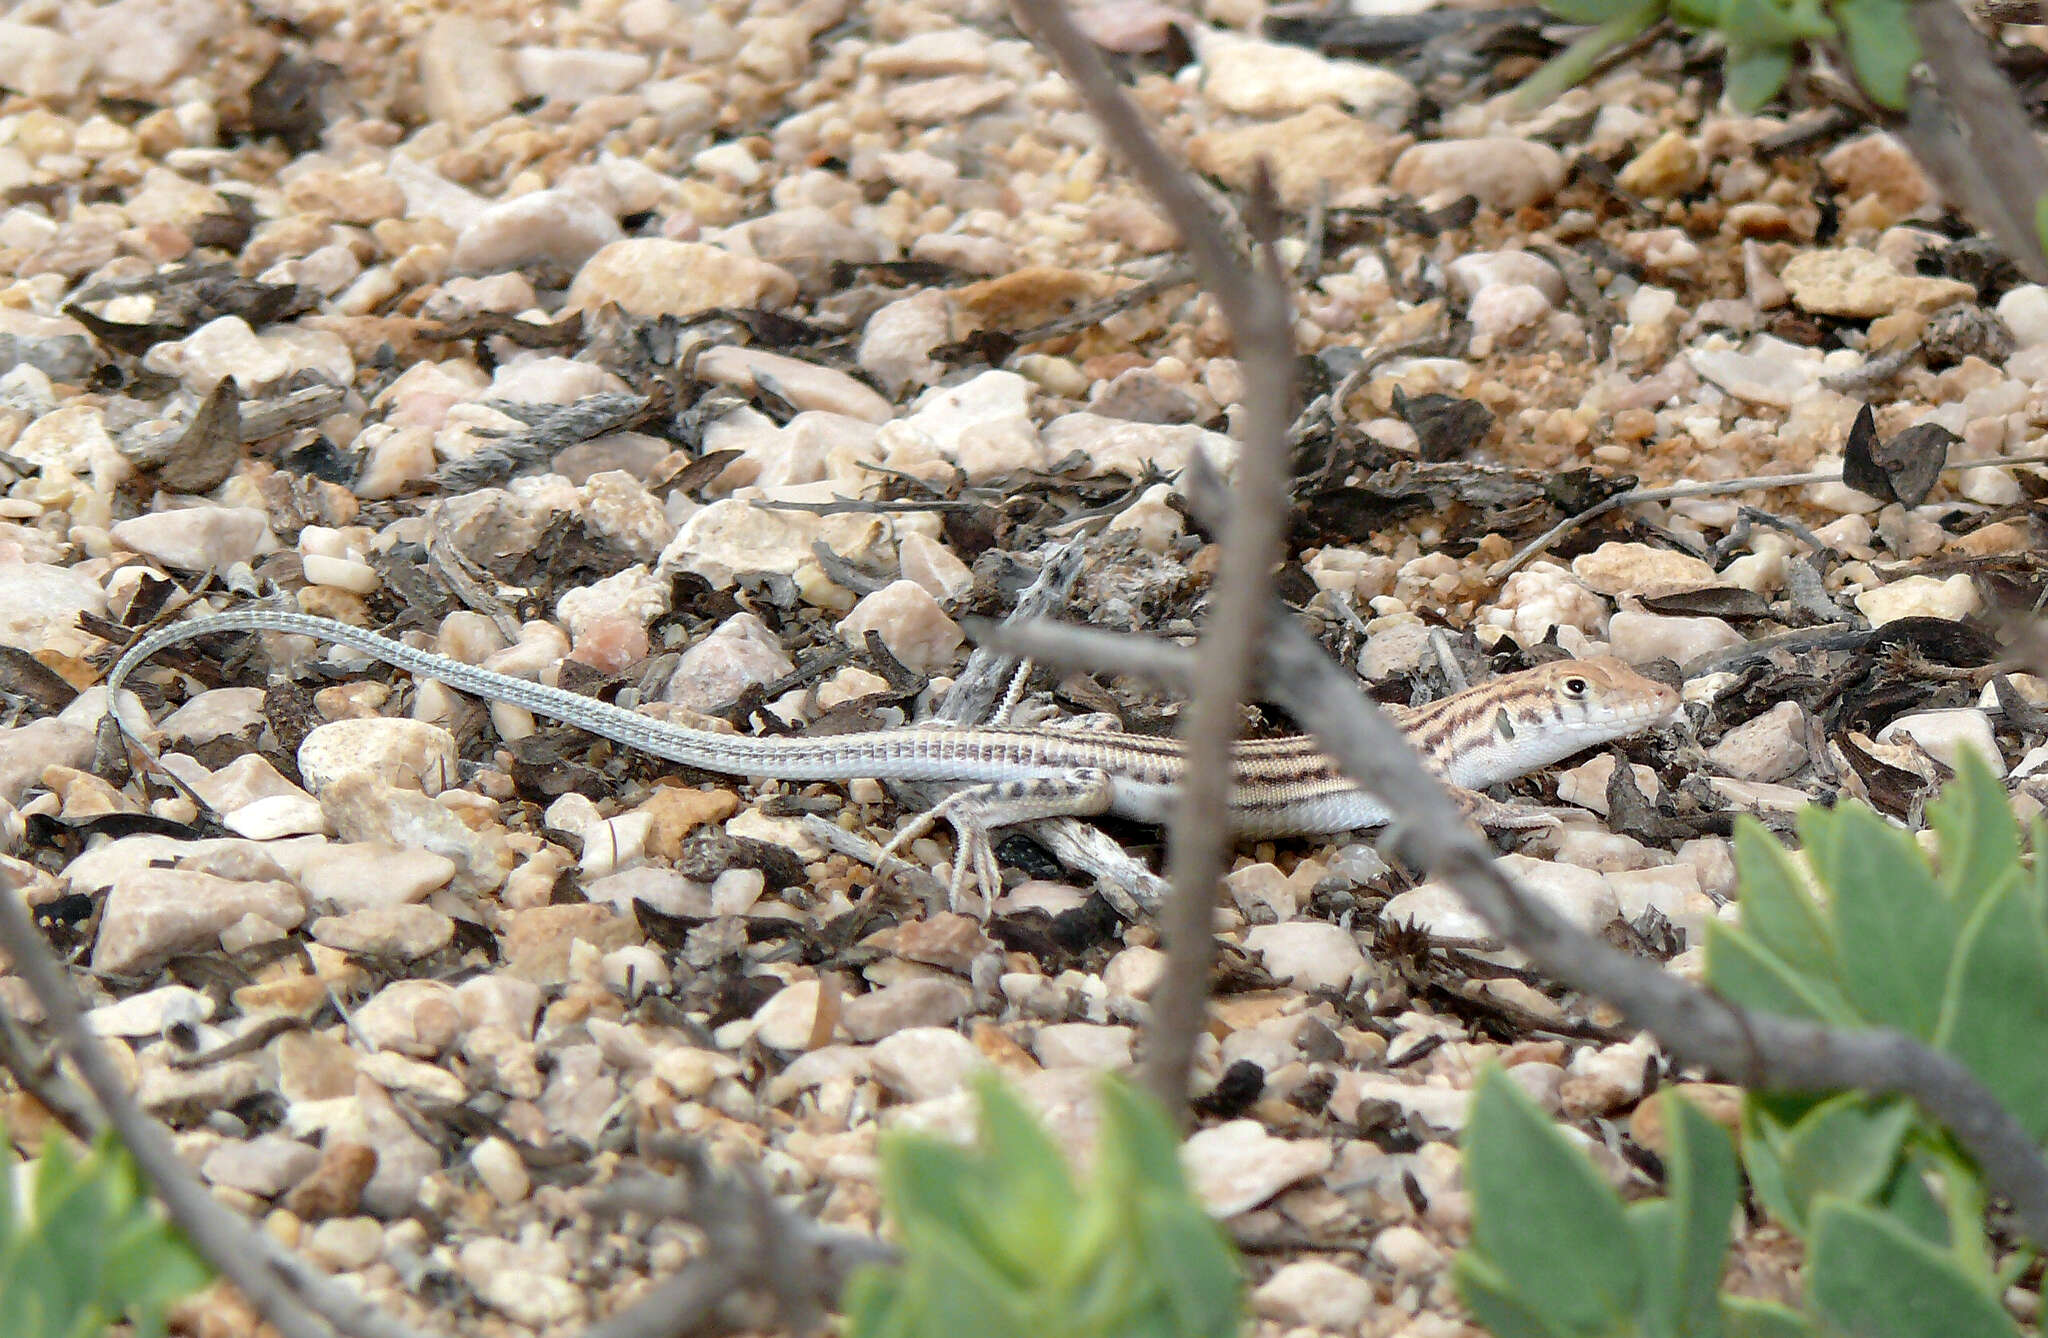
[[752, 980, 826, 1051], [513, 46, 651, 100], [1558, 1036, 1657, 1116], [157, 688, 265, 746], [602, 944, 670, 1000], [1251, 1259, 1376, 1329], [1876, 709, 2001, 772], [300, 554, 379, 595], [870, 1026, 984, 1101], [301, 1217, 385, 1272], [898, 530, 974, 601], [1675, 837, 1737, 899], [94, 869, 305, 974], [842, 979, 972, 1042], [1571, 542, 1718, 599], [200, 1135, 321, 1198], [1854, 573, 1982, 626], [87, 984, 212, 1037], [1709, 701, 1810, 782], [1606, 608, 1745, 664], [310, 904, 456, 958], [1550, 829, 1655, 873], [567, 239, 796, 318], [695, 346, 893, 422], [837, 581, 963, 673], [471, 1137, 531, 1205], [299, 718, 459, 796], [1369, 1223, 1445, 1278], [1445, 250, 1565, 304], [1555, 754, 1662, 813], [661, 611, 794, 711], [1468, 283, 1553, 340], [1389, 137, 1566, 211], [1102, 945, 1167, 1002], [111, 507, 273, 571], [1242, 921, 1364, 992], [452, 189, 622, 272], [1708, 776, 1817, 815], [1606, 864, 1705, 928], [1181, 1120, 1334, 1216], [222, 793, 329, 840], [1032, 1022, 1135, 1070], [858, 290, 948, 395], [295, 844, 456, 912]]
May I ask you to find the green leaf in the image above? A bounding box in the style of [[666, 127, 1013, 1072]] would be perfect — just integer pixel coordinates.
[[1130, 1197, 1242, 1338], [1938, 880, 2048, 1143], [969, 1078, 1082, 1282], [1723, 821, 1840, 987], [1809, 1199, 2019, 1338], [1538, 0, 1653, 24], [1453, 1253, 1570, 1338], [1661, 1095, 1741, 1336], [1723, 0, 1836, 43], [1774, 1093, 1915, 1232], [1512, 0, 1664, 110], [1928, 750, 2024, 914], [1461, 1068, 1640, 1334], [1818, 804, 1953, 1037], [1703, 921, 1855, 1025], [1721, 1293, 1818, 1338], [1834, 0, 1917, 109], [1728, 45, 1794, 113]]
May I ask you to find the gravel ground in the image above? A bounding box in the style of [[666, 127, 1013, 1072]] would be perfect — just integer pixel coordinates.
[[0, 0, 2044, 1333]]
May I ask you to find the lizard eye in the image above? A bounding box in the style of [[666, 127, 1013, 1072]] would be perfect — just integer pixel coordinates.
[[1562, 675, 1589, 698]]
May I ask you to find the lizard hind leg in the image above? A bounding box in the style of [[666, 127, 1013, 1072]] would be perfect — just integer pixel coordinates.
[[880, 767, 1117, 918]]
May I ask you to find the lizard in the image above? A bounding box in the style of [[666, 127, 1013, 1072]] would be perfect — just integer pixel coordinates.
[[101, 608, 1682, 907]]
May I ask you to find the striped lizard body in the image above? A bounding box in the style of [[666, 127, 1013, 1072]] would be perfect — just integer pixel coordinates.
[[103, 609, 1681, 902]]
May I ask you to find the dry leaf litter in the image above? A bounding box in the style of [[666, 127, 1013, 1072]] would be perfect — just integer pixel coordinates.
[[0, 0, 2042, 1334]]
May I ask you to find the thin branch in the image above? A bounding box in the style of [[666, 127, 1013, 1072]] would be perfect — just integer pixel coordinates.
[[1491, 450, 2048, 581], [1013, 0, 1299, 1121], [980, 614, 2048, 1246]]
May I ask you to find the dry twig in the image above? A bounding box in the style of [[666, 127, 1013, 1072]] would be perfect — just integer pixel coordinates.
[[1014, 0, 1298, 1121]]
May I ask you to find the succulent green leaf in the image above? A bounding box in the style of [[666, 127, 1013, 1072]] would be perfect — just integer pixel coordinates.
[[1938, 880, 2048, 1143], [1773, 1093, 1915, 1233], [1723, 0, 1836, 43], [1461, 1068, 1641, 1334], [1834, 0, 1917, 109], [1702, 921, 1855, 1024], [1928, 750, 2024, 914], [1721, 821, 1840, 986], [1809, 1199, 2019, 1338], [1513, 1, 1663, 111], [1660, 1095, 1741, 1335], [1454, 1252, 1570, 1338], [1816, 803, 1953, 1036], [968, 1077, 1083, 1281], [1538, 0, 1652, 24], [1720, 1293, 1818, 1338]]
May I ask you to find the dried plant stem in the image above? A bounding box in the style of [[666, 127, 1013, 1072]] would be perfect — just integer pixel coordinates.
[[1493, 450, 2048, 581], [1013, 0, 1297, 1121]]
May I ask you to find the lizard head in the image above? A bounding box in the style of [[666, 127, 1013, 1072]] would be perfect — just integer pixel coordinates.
[[1438, 656, 1682, 788]]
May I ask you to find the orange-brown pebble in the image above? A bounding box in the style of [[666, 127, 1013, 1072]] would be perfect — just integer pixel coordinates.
[[1611, 407, 1657, 443], [282, 1141, 379, 1220], [1627, 1083, 1745, 1155], [641, 784, 741, 860]]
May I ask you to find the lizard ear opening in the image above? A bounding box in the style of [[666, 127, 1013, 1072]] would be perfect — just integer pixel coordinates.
[[1493, 709, 1516, 742]]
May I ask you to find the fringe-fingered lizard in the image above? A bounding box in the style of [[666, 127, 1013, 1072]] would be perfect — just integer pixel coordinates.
[[103, 610, 1682, 905]]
